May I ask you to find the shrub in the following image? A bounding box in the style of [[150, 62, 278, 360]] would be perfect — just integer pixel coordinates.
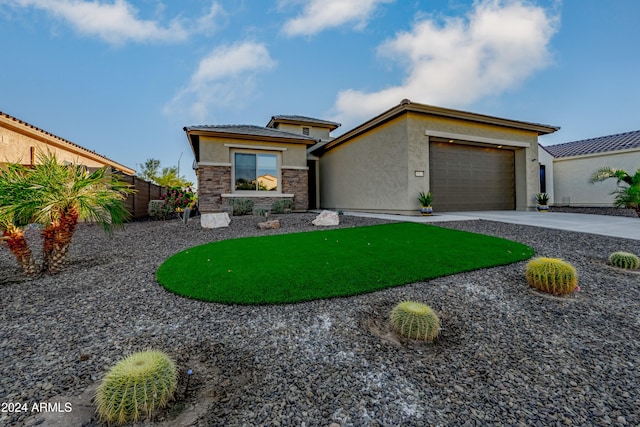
[[608, 251, 640, 269], [160, 187, 196, 213], [390, 301, 440, 342], [254, 207, 268, 217], [95, 350, 178, 426], [271, 199, 294, 214], [525, 257, 578, 295], [148, 200, 172, 220], [230, 198, 254, 216]]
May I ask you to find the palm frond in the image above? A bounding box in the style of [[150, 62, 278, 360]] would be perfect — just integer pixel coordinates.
[[590, 166, 630, 184], [3, 150, 134, 232], [611, 184, 640, 209]]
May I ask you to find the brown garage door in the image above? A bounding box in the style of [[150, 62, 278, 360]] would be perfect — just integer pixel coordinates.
[[429, 141, 515, 211]]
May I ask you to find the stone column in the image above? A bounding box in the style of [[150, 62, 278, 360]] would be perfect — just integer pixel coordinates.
[[282, 168, 308, 211], [197, 165, 231, 212]]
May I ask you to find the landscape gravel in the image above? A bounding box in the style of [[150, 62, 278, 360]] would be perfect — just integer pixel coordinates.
[[0, 212, 639, 426]]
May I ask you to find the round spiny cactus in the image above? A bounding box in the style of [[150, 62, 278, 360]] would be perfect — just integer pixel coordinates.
[[609, 251, 640, 269], [525, 257, 578, 295], [390, 301, 440, 342], [95, 350, 178, 426]]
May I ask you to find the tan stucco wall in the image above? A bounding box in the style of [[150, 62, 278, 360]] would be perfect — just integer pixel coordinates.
[[198, 135, 307, 167], [1, 125, 109, 169], [411, 114, 536, 144], [406, 113, 540, 210], [319, 112, 543, 213], [552, 150, 640, 206], [320, 116, 412, 212], [276, 123, 331, 141]]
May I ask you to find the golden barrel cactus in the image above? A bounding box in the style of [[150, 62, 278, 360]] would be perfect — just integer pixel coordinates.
[[608, 251, 640, 270], [390, 301, 440, 342], [525, 257, 578, 295], [95, 350, 178, 425]]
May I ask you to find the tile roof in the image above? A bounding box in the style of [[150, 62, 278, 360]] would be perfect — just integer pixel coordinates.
[[183, 124, 318, 141], [268, 115, 341, 129], [0, 110, 135, 174], [543, 129, 640, 158]]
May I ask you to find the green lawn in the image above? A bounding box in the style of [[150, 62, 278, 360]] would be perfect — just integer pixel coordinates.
[[156, 222, 534, 305]]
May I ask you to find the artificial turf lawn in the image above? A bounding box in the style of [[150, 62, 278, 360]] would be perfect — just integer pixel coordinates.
[[156, 222, 534, 305]]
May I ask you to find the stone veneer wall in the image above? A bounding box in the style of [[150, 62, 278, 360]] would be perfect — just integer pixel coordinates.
[[197, 165, 231, 212], [198, 165, 308, 212], [282, 168, 308, 211]]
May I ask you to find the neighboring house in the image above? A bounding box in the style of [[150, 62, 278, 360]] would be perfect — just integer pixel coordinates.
[[311, 100, 559, 214], [184, 116, 340, 213], [185, 100, 559, 215], [0, 111, 134, 175], [539, 130, 640, 206]]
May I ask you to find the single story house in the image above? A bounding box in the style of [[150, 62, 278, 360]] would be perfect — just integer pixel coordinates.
[[539, 130, 640, 206], [0, 110, 134, 174], [184, 115, 340, 213], [312, 100, 559, 214], [185, 100, 559, 215]]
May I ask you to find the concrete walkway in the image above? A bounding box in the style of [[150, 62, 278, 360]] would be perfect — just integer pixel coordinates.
[[343, 210, 640, 241]]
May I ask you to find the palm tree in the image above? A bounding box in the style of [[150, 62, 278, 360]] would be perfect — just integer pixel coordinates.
[[0, 163, 39, 275], [2, 152, 134, 274], [590, 167, 640, 217]]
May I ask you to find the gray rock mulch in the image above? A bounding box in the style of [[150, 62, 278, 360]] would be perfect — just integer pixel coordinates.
[[0, 213, 638, 426], [550, 206, 638, 218]]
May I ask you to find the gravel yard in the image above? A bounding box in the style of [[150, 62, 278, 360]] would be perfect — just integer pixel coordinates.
[[1, 213, 639, 426]]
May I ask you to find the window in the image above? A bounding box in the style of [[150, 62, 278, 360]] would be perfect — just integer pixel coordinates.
[[539, 164, 546, 193], [302, 127, 310, 136], [234, 152, 279, 191]]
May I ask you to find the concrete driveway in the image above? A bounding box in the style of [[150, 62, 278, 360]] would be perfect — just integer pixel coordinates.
[[344, 210, 640, 240]]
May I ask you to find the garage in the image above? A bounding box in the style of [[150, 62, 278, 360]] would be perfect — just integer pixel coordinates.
[[429, 140, 515, 211]]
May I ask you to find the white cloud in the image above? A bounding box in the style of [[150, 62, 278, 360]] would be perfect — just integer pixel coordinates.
[[282, 0, 394, 37], [4, 0, 224, 44], [332, 0, 559, 126], [196, 1, 225, 36], [164, 42, 277, 121]]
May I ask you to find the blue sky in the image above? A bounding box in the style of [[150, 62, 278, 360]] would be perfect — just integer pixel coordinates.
[[1, 0, 639, 186]]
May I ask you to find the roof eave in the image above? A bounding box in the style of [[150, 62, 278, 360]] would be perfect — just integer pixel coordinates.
[[184, 127, 315, 145], [317, 101, 560, 155], [267, 116, 341, 131], [406, 103, 560, 135], [1, 111, 135, 175]]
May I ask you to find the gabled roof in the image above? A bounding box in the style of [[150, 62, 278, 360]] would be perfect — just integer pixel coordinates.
[[543, 130, 640, 158], [183, 124, 317, 143], [0, 110, 135, 175], [267, 115, 341, 131], [314, 99, 560, 155]]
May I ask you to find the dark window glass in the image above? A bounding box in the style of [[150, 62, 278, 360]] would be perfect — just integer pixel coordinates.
[[235, 153, 256, 190], [235, 153, 278, 191]]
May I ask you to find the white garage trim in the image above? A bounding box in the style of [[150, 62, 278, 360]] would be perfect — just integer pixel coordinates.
[[425, 130, 530, 148]]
